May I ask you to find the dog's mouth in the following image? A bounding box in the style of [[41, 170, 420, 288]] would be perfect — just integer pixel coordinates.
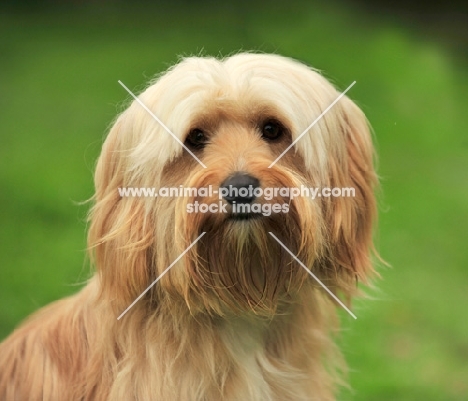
[[228, 211, 264, 221], [226, 201, 266, 221]]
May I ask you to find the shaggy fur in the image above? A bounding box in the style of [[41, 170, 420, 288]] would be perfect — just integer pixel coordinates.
[[0, 53, 377, 400]]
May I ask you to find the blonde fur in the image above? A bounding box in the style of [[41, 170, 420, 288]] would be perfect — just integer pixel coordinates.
[[0, 53, 377, 400]]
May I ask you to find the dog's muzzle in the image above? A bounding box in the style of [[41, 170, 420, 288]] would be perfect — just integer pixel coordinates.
[[220, 172, 262, 220]]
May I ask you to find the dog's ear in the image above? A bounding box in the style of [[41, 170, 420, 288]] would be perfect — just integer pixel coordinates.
[[87, 114, 154, 309], [324, 97, 378, 290]]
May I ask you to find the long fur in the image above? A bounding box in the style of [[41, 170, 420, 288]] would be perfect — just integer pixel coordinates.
[[0, 53, 377, 400]]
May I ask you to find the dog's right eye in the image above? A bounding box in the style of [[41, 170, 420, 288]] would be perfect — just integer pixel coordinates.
[[261, 120, 284, 141], [185, 129, 207, 149]]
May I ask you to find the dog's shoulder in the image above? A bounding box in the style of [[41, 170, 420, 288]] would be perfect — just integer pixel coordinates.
[[0, 282, 98, 401]]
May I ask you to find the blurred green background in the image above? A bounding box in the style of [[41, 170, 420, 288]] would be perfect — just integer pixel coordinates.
[[1, 1, 467, 400]]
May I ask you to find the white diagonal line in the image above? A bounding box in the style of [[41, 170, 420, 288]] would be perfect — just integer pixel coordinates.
[[268, 81, 356, 168], [268, 232, 357, 319], [117, 232, 206, 320], [118, 80, 207, 169]]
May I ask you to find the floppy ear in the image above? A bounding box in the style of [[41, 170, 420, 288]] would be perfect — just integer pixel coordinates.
[[323, 97, 378, 291], [87, 114, 155, 310]]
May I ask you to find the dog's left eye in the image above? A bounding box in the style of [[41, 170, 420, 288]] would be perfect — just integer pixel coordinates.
[[261, 120, 284, 140], [185, 128, 208, 149]]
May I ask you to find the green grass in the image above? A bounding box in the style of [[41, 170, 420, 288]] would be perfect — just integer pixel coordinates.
[[1, 1, 467, 399]]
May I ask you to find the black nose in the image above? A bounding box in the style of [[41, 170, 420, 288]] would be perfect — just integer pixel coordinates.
[[220, 173, 260, 205]]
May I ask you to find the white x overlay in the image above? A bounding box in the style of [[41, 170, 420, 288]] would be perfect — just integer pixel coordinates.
[[268, 232, 357, 319], [118, 80, 207, 168], [116, 79, 357, 321], [268, 81, 356, 168], [117, 232, 206, 320]]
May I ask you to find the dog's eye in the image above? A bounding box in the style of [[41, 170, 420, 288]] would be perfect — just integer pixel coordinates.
[[261, 120, 284, 141], [185, 128, 207, 149]]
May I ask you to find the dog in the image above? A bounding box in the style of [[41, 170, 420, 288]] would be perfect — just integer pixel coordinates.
[[0, 53, 377, 400]]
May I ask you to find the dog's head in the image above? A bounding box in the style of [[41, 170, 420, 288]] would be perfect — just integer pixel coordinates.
[[88, 53, 377, 316]]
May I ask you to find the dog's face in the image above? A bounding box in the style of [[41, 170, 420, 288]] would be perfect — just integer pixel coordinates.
[[89, 54, 377, 317]]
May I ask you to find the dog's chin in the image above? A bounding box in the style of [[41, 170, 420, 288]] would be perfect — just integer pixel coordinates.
[[183, 209, 309, 316]]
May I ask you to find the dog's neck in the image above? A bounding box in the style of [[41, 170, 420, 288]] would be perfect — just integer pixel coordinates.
[[92, 277, 337, 400]]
